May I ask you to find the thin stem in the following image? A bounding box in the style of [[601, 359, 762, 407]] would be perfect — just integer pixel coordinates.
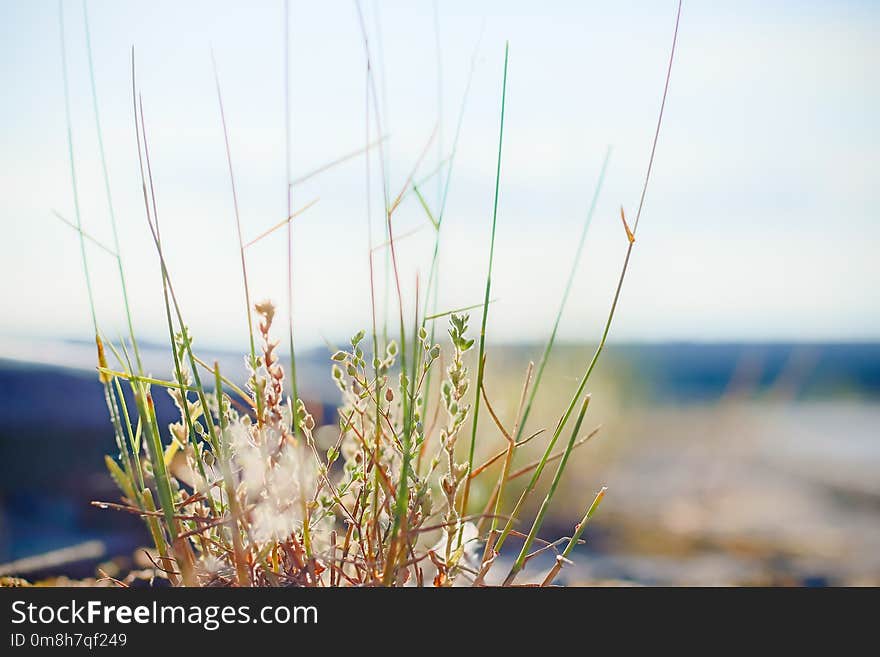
[[62, 6, 151, 561], [58, 0, 96, 333], [633, 1, 682, 235], [284, 0, 301, 435], [290, 136, 387, 187], [243, 198, 318, 248], [421, 26, 483, 435], [52, 210, 117, 257], [214, 363, 251, 586], [136, 90, 219, 524], [363, 58, 384, 563], [425, 299, 496, 322], [490, 360, 532, 535], [113, 377, 145, 493], [514, 146, 611, 441], [371, 0, 392, 347], [211, 53, 263, 422], [459, 41, 509, 539], [504, 394, 591, 585], [495, 0, 681, 553], [540, 487, 606, 586], [82, 0, 143, 373], [423, 23, 483, 309], [354, 0, 393, 578], [433, 0, 443, 212]]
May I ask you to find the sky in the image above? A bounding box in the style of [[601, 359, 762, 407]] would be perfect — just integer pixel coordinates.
[[1, 0, 878, 352]]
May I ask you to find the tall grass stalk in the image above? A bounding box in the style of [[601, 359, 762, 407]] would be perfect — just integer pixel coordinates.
[[213, 363, 250, 585], [212, 54, 264, 424], [419, 27, 483, 448], [356, 0, 408, 583], [58, 0, 95, 333], [130, 61, 230, 585], [459, 41, 509, 540], [82, 0, 143, 374], [423, 24, 482, 301], [540, 486, 606, 586], [81, 9, 155, 556], [433, 0, 443, 212], [356, 0, 447, 582], [284, 0, 301, 435], [513, 146, 611, 442], [503, 394, 590, 584], [62, 0, 163, 566], [382, 129, 438, 583], [132, 91, 202, 547], [495, 0, 682, 554], [371, 2, 393, 348]]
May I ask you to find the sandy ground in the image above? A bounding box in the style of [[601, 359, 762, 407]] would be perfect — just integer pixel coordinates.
[[497, 400, 880, 585]]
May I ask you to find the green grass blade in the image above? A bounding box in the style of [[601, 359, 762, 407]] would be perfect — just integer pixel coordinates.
[[113, 377, 146, 493], [214, 362, 251, 585], [131, 61, 219, 528], [423, 23, 483, 306], [140, 488, 170, 568], [58, 0, 96, 333], [82, 0, 143, 374], [540, 486, 606, 586], [419, 28, 483, 469], [503, 394, 591, 584], [52, 210, 117, 257], [284, 0, 301, 436], [561, 486, 605, 560], [424, 298, 496, 321], [514, 146, 611, 442], [412, 184, 439, 229], [494, 0, 681, 554], [459, 41, 508, 537]]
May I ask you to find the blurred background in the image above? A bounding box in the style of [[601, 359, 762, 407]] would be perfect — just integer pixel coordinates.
[[0, 0, 878, 584]]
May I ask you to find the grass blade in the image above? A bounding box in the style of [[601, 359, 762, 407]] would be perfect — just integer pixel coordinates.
[[212, 52, 263, 422], [83, 0, 143, 373], [540, 487, 606, 586], [495, 0, 681, 554], [58, 0, 96, 333], [459, 41, 509, 537], [514, 146, 611, 441], [503, 394, 591, 585], [283, 0, 301, 436]]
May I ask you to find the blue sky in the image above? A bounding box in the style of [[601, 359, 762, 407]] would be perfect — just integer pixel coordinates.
[[1, 0, 878, 350]]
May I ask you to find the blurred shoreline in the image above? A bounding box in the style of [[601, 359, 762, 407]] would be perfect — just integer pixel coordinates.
[[1, 338, 878, 584], [2, 335, 878, 402]]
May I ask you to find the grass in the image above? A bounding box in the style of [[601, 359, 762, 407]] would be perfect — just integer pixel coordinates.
[[56, 0, 682, 586], [457, 41, 508, 547]]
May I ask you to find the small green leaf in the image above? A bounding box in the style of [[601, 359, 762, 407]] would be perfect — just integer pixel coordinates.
[[104, 455, 136, 502]]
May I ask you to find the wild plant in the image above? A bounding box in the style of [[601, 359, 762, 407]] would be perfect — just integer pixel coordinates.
[[57, 0, 682, 586]]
